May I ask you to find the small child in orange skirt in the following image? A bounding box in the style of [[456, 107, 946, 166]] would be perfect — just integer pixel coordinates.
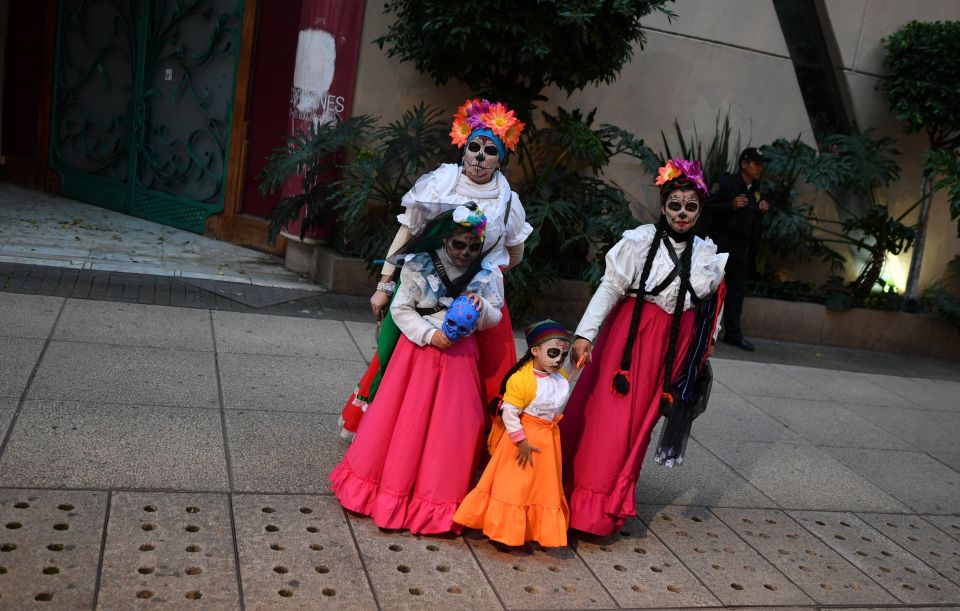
[[454, 320, 573, 548]]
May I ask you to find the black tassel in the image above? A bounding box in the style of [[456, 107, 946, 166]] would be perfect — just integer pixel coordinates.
[[612, 370, 631, 395]]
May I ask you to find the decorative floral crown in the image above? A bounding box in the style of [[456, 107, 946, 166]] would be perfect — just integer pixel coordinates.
[[450, 99, 525, 154], [452, 204, 487, 241], [655, 158, 709, 197]]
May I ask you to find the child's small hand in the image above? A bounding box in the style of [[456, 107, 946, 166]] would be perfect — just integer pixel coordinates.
[[430, 331, 453, 349], [572, 338, 593, 368], [516, 439, 541, 469], [465, 292, 483, 311]]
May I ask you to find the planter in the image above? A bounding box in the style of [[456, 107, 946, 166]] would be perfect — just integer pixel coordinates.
[[311, 248, 960, 361]]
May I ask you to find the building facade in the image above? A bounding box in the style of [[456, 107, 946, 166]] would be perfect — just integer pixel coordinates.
[[1, 0, 958, 291]]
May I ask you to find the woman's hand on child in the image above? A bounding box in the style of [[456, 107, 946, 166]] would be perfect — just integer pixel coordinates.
[[370, 290, 390, 320], [430, 330, 453, 349], [571, 338, 593, 368], [516, 439, 541, 469], [465, 292, 483, 311]]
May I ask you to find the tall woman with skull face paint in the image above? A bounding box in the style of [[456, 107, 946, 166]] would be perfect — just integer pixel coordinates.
[[339, 100, 532, 441], [561, 159, 728, 537], [330, 205, 504, 535]]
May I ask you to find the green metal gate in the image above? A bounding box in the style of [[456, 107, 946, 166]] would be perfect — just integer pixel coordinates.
[[50, 0, 244, 233]]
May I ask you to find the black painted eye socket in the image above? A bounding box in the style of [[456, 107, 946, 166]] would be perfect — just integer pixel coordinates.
[[667, 201, 700, 213], [449, 240, 482, 253], [483, 145, 498, 157], [467, 141, 481, 152]]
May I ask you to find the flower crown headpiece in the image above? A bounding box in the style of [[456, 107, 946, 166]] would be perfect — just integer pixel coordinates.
[[655, 158, 710, 198], [450, 99, 525, 157], [452, 204, 487, 241]]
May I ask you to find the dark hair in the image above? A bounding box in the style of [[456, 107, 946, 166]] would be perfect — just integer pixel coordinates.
[[659, 235, 695, 404], [487, 350, 534, 414]]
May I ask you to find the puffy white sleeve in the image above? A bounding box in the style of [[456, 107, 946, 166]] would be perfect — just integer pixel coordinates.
[[574, 229, 650, 343], [500, 402, 526, 442], [397, 171, 441, 234], [689, 237, 728, 300], [391, 262, 438, 347], [505, 192, 534, 247]]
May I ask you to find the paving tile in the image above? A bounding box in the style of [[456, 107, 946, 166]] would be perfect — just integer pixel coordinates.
[[789, 510, 960, 604], [0, 293, 62, 339], [921, 515, 960, 542], [0, 254, 85, 269], [0, 489, 107, 608], [857, 373, 954, 411], [713, 507, 897, 605], [97, 492, 240, 608], [711, 358, 830, 400], [930, 451, 960, 472], [777, 365, 911, 407], [637, 434, 774, 507], [54, 300, 214, 350], [462, 535, 608, 609], [28, 341, 219, 408], [226, 410, 343, 493], [824, 447, 960, 514], [219, 352, 366, 413], [232, 494, 375, 609], [213, 312, 362, 360], [700, 439, 910, 512], [857, 513, 960, 586], [0, 338, 44, 397], [843, 403, 960, 454], [0, 401, 228, 490], [349, 516, 500, 610], [691, 390, 808, 444], [574, 517, 721, 607], [343, 321, 378, 362], [747, 396, 914, 450], [638, 504, 814, 606], [0, 397, 16, 439]]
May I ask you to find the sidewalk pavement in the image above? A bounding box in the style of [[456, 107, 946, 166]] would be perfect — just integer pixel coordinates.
[[1, 278, 959, 609], [0, 182, 319, 290]]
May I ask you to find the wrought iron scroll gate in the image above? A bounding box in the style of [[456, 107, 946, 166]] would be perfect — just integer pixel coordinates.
[[50, 0, 244, 233]]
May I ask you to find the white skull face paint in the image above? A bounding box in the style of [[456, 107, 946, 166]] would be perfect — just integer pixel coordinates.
[[662, 189, 702, 234], [531, 337, 571, 374], [462, 135, 500, 184]]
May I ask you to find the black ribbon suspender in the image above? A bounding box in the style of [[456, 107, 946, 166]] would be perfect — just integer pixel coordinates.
[[626, 239, 699, 303]]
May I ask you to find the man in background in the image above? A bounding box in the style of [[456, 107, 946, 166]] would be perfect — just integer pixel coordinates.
[[706, 147, 770, 352]]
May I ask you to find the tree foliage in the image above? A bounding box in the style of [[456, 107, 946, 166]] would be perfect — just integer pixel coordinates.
[[877, 20, 960, 150], [375, 0, 674, 118]]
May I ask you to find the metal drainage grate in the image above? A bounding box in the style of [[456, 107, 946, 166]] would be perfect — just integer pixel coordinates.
[[638, 504, 813, 606], [789, 510, 960, 604], [466, 535, 615, 609], [96, 492, 240, 608], [0, 489, 107, 608], [858, 513, 960, 587], [575, 517, 720, 608], [347, 514, 500, 609], [232, 494, 375, 609], [713, 507, 896, 605]]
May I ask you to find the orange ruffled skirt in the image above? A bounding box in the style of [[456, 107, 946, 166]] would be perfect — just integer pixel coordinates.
[[454, 414, 569, 547]]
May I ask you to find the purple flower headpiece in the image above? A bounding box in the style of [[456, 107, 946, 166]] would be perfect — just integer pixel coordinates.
[[655, 158, 709, 198]]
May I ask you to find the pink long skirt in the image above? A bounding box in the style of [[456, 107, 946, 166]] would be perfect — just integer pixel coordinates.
[[329, 334, 485, 535], [561, 300, 695, 536]]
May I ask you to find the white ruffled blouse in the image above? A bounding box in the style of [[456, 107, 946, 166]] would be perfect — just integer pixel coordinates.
[[397, 163, 534, 270], [391, 248, 503, 346], [575, 224, 728, 343]]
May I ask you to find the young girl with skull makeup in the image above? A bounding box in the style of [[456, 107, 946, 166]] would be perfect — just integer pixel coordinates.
[[454, 320, 574, 548], [330, 206, 504, 535], [562, 159, 728, 537], [339, 99, 532, 441]]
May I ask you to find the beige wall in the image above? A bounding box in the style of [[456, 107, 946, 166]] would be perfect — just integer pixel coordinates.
[[821, 0, 960, 291], [351, 0, 960, 291]]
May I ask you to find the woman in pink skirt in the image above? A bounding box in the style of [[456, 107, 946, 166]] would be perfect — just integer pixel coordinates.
[[330, 205, 503, 534], [564, 159, 728, 536]]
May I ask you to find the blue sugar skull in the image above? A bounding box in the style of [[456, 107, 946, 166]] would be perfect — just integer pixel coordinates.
[[442, 295, 479, 342]]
